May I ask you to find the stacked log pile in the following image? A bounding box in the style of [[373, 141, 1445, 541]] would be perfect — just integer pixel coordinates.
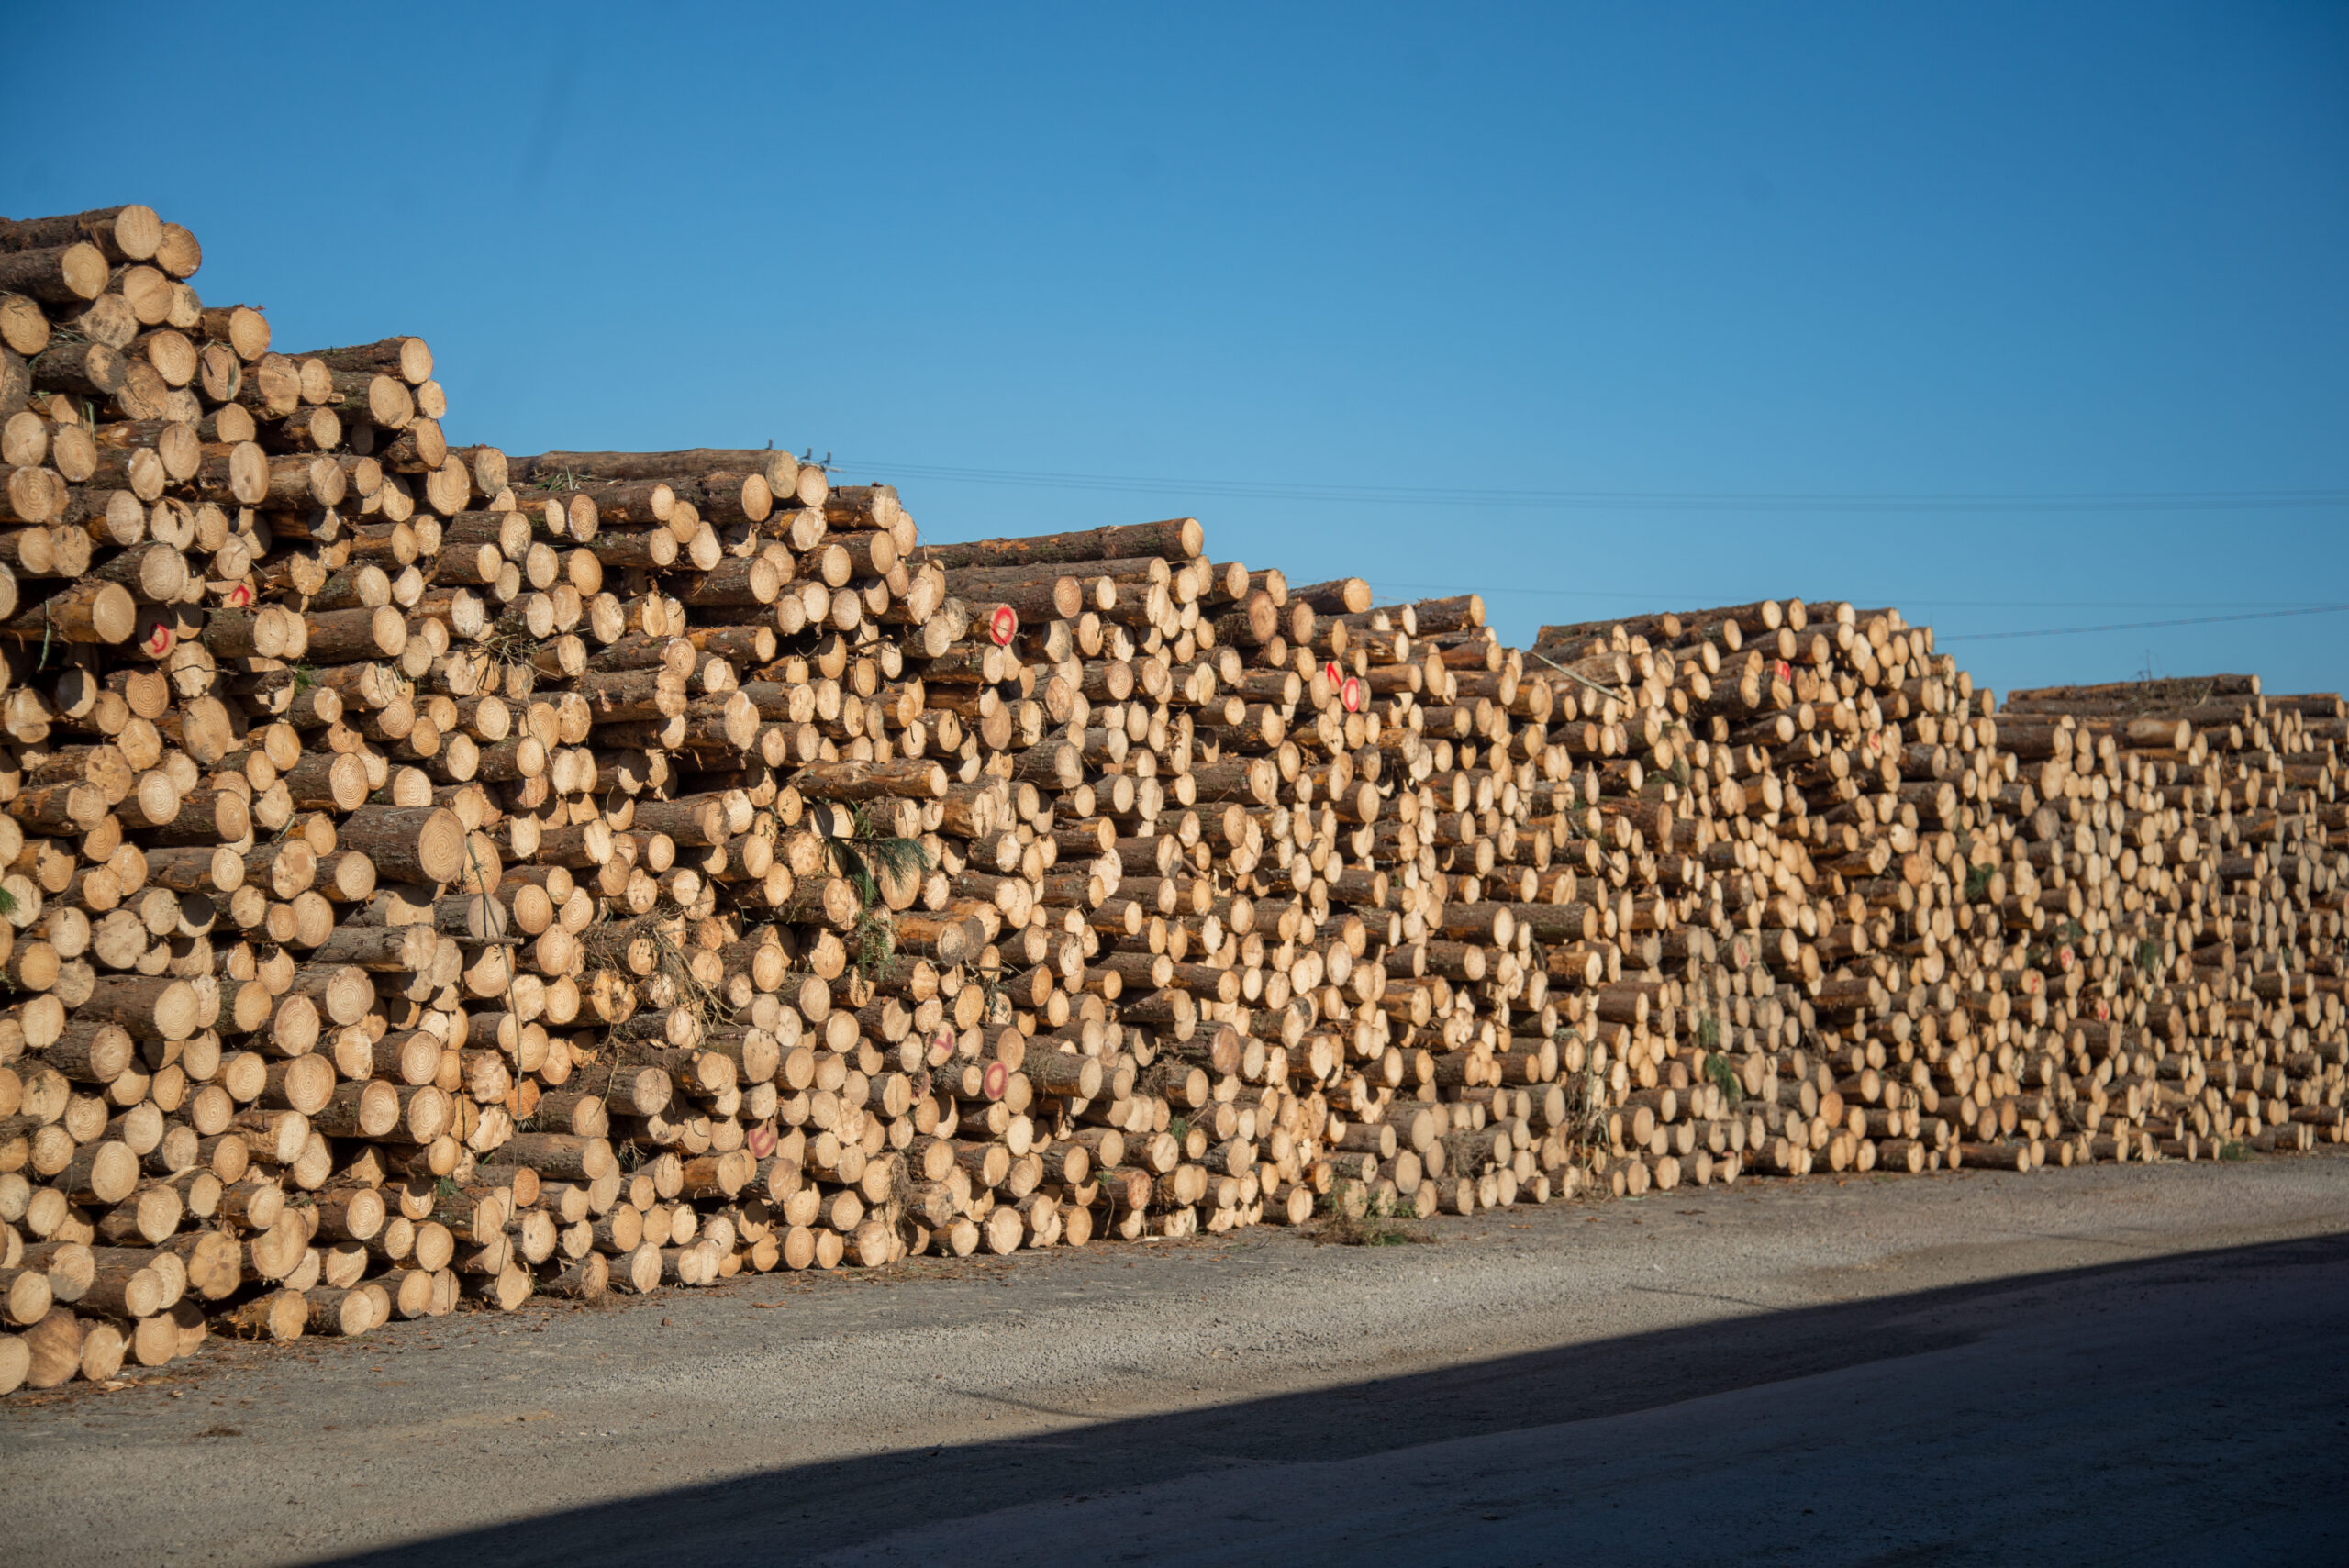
[[0, 203, 2342, 1397], [1991, 676, 2347, 1159]]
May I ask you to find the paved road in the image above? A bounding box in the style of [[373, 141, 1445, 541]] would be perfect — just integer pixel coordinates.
[[4, 1153, 2343, 1566]]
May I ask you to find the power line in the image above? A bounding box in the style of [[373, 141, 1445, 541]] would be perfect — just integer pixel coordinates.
[[1358, 579, 2349, 641], [1364, 581, 2325, 612], [836, 457, 2349, 515], [851, 455, 2347, 641], [1936, 604, 2349, 641]]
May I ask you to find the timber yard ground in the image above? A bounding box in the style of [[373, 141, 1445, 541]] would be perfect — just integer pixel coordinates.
[[3, 1152, 2344, 1567]]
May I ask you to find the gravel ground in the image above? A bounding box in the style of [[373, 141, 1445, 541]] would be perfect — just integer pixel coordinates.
[[3, 1151, 2343, 1566]]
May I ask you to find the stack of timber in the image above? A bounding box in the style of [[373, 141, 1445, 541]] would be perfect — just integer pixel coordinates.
[[0, 203, 2343, 1399]]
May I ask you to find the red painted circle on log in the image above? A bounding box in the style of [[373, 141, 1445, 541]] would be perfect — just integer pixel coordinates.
[[982, 1060, 1009, 1101], [989, 606, 1018, 646], [1341, 676, 1364, 714]]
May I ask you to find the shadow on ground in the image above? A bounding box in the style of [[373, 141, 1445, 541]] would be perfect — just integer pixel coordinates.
[[312, 1231, 2349, 1566]]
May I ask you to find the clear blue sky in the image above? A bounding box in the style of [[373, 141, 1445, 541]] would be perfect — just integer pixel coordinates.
[[9, 3, 2345, 701]]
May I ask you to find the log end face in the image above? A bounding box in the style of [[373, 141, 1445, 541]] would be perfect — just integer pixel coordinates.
[[370, 604, 408, 658], [406, 806, 468, 887], [87, 581, 139, 644]]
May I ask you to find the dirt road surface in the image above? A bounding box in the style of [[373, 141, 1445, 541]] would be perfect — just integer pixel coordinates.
[[5, 1153, 2343, 1566]]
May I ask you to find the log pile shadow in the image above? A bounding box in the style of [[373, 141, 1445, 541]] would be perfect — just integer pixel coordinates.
[[309, 1231, 2349, 1567]]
